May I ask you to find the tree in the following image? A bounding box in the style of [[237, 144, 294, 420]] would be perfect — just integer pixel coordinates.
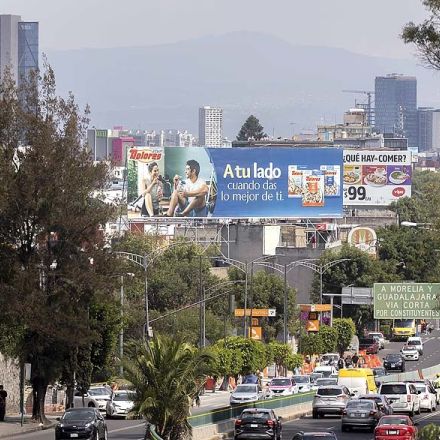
[[286, 353, 303, 371], [222, 336, 266, 375], [123, 335, 214, 440], [402, 1, 440, 70], [0, 66, 118, 423], [419, 423, 440, 440], [333, 319, 356, 356], [267, 342, 294, 376], [236, 115, 266, 141], [299, 333, 324, 356], [318, 325, 338, 353]]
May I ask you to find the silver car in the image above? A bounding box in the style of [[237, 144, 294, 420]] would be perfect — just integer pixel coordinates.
[[312, 385, 351, 418], [230, 384, 264, 405], [341, 399, 382, 432]]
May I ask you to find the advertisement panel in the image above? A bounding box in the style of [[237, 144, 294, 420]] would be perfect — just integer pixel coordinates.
[[343, 150, 412, 205], [347, 227, 378, 257], [373, 283, 440, 319], [127, 147, 343, 218]]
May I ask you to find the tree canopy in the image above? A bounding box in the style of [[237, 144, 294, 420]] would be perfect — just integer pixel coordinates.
[[236, 115, 266, 141]]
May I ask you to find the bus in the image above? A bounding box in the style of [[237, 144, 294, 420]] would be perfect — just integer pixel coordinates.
[[392, 319, 416, 340]]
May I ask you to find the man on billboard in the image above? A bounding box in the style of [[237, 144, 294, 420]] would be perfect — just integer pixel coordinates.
[[166, 159, 209, 217]]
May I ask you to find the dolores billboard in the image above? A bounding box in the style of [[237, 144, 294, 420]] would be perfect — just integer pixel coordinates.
[[343, 150, 412, 206], [127, 147, 343, 218]]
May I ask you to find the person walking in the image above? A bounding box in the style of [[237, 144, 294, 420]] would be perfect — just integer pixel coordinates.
[[337, 357, 345, 370], [0, 385, 7, 421], [352, 353, 359, 368]]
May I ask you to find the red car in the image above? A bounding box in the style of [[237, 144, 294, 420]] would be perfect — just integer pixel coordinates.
[[374, 415, 417, 440]]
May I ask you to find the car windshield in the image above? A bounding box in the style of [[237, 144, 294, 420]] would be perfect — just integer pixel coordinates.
[[235, 385, 257, 393], [316, 379, 337, 386], [359, 338, 375, 344], [379, 417, 409, 425], [394, 320, 414, 327], [89, 388, 109, 396], [380, 384, 407, 394], [317, 387, 343, 396], [270, 379, 291, 386], [347, 400, 373, 409], [360, 396, 382, 404], [407, 340, 420, 346], [113, 392, 133, 401], [369, 333, 382, 338], [374, 368, 386, 376], [310, 373, 323, 381], [241, 411, 270, 420], [293, 376, 309, 383], [62, 409, 95, 421]]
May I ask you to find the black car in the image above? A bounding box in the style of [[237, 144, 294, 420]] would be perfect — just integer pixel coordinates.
[[234, 408, 282, 440], [292, 431, 338, 440], [55, 407, 107, 440], [383, 353, 405, 372]]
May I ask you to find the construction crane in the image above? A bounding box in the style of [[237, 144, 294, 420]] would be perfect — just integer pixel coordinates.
[[342, 90, 375, 127]]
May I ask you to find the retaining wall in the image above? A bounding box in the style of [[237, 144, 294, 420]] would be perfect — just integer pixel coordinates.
[[0, 353, 20, 414]]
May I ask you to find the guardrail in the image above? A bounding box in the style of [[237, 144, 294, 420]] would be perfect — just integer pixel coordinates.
[[381, 363, 439, 383], [188, 391, 315, 427]]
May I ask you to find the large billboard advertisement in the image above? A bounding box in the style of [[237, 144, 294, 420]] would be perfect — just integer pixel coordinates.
[[343, 150, 412, 205], [373, 283, 440, 319], [127, 147, 343, 219]]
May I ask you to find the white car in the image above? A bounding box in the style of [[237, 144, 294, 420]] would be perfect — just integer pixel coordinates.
[[292, 375, 312, 392], [413, 383, 437, 412], [106, 390, 136, 418], [73, 386, 112, 412], [230, 384, 264, 405], [267, 377, 298, 397], [407, 337, 423, 355], [320, 353, 340, 366], [400, 345, 419, 361], [379, 382, 420, 416], [368, 332, 386, 349]]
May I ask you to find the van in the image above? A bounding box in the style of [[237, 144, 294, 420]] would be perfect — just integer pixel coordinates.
[[337, 368, 377, 397], [314, 365, 338, 378]]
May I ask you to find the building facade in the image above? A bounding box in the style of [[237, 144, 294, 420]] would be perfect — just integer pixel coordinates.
[[199, 106, 223, 147], [375, 74, 417, 148], [0, 14, 38, 85]]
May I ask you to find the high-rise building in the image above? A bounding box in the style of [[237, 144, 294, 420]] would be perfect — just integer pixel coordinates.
[[0, 14, 38, 86], [375, 74, 417, 147], [418, 107, 434, 152], [199, 106, 223, 147]]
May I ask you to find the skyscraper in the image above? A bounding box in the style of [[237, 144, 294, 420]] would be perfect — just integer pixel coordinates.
[[199, 106, 223, 147], [0, 14, 38, 86], [374, 74, 417, 148]]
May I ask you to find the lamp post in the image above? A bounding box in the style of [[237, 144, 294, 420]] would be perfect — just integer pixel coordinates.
[[118, 273, 134, 375]]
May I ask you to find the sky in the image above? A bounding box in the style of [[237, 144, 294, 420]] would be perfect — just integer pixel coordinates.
[[1, 0, 430, 58]]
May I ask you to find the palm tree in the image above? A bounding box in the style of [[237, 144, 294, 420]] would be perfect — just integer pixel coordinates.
[[123, 334, 215, 440]]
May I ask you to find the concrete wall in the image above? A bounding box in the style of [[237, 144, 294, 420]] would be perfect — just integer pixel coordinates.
[[0, 353, 20, 414]]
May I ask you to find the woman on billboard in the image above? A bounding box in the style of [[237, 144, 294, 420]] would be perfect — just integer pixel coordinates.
[[141, 162, 163, 217]]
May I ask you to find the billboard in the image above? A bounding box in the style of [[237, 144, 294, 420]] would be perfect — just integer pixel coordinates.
[[343, 150, 412, 205], [347, 227, 377, 257], [373, 283, 440, 319], [127, 147, 343, 218]]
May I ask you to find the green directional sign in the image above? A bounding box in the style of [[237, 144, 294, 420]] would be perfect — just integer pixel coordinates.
[[373, 283, 440, 319]]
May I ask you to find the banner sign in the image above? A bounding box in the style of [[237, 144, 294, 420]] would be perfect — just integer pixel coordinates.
[[127, 147, 343, 219], [343, 150, 412, 206], [373, 283, 440, 319]]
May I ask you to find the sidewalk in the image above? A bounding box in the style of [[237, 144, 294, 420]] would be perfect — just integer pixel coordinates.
[[0, 415, 57, 439]]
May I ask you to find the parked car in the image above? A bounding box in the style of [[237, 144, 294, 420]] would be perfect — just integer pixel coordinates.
[[342, 399, 383, 432], [106, 390, 135, 418], [358, 337, 379, 354], [312, 385, 351, 418], [292, 432, 338, 440], [374, 415, 417, 440], [267, 377, 298, 397], [368, 332, 386, 349], [234, 408, 281, 440], [292, 375, 312, 393], [378, 382, 420, 416], [55, 408, 107, 440], [73, 386, 112, 412], [358, 394, 394, 415], [230, 384, 264, 405], [383, 354, 405, 372], [406, 337, 423, 355], [400, 345, 419, 361]]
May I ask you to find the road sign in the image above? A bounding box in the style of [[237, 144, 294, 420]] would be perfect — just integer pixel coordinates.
[[341, 287, 373, 305], [251, 318, 259, 326], [234, 308, 276, 317], [249, 327, 262, 340], [373, 283, 440, 319]]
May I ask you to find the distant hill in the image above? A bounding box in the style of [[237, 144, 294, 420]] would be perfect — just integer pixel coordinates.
[[46, 31, 440, 138]]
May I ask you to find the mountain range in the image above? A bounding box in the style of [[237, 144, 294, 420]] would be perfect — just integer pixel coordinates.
[[46, 31, 440, 139]]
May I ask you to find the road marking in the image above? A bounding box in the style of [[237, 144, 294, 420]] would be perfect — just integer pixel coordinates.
[[109, 422, 145, 433], [415, 411, 440, 422]]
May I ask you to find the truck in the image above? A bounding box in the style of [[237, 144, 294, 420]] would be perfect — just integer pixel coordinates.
[[391, 319, 416, 340]]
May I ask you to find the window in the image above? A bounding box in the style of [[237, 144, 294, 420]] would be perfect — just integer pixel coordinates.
[[380, 384, 407, 394], [317, 388, 343, 396], [241, 411, 270, 420]]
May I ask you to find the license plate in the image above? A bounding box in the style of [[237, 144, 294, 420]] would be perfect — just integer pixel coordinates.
[[388, 430, 398, 435], [250, 424, 258, 428], [70, 435, 79, 438], [391, 363, 395, 367]]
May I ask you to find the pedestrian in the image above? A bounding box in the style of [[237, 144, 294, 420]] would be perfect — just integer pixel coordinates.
[[0, 385, 7, 421], [352, 353, 359, 368], [337, 358, 345, 370], [345, 355, 352, 367]]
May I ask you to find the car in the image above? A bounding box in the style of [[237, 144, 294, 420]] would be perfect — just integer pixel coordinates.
[[406, 337, 423, 355], [55, 407, 108, 440], [406, 379, 440, 405], [73, 386, 112, 412], [378, 382, 420, 416], [310, 372, 324, 384], [106, 390, 135, 418], [373, 367, 388, 377], [342, 399, 383, 432], [368, 332, 386, 349], [400, 345, 419, 361], [292, 375, 312, 392], [374, 415, 417, 440], [320, 353, 340, 366], [312, 385, 351, 418], [315, 378, 338, 387], [267, 377, 298, 397], [358, 337, 379, 354], [234, 408, 282, 440], [358, 394, 394, 415], [230, 384, 264, 405], [313, 366, 338, 378], [383, 354, 405, 372], [292, 432, 338, 440], [410, 382, 437, 412]]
